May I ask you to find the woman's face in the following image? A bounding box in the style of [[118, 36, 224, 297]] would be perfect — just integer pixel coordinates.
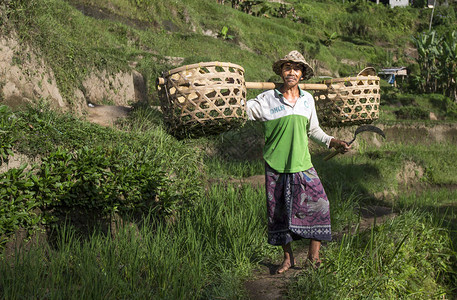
[[281, 62, 303, 87]]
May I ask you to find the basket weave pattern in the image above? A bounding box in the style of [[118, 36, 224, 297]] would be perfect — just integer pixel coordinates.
[[159, 62, 247, 136], [314, 76, 380, 127]]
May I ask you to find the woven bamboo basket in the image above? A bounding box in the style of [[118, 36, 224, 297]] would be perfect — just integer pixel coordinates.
[[314, 76, 380, 127], [158, 62, 247, 137]]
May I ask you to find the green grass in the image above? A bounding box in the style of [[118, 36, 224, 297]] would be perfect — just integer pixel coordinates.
[[0, 163, 367, 299], [312, 140, 457, 200], [380, 87, 457, 122], [288, 210, 455, 299], [0, 182, 272, 299], [2, 106, 457, 298], [204, 156, 264, 179], [305, 134, 457, 298]]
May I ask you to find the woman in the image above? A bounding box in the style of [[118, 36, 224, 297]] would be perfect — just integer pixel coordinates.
[[246, 50, 350, 274]]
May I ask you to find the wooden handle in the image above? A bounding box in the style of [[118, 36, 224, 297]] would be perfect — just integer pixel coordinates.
[[245, 82, 330, 90], [324, 150, 341, 161], [157, 77, 334, 91]]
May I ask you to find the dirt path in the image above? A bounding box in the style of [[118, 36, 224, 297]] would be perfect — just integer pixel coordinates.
[[245, 250, 309, 300], [86, 104, 131, 127], [235, 175, 397, 300]]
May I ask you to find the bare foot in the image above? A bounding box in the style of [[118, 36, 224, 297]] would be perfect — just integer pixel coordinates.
[[277, 258, 295, 274], [306, 257, 321, 269], [278, 242, 295, 274], [308, 239, 322, 269]]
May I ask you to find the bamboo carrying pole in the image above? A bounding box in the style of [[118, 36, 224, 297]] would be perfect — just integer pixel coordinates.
[[156, 61, 380, 138], [157, 77, 335, 91], [245, 81, 331, 90]]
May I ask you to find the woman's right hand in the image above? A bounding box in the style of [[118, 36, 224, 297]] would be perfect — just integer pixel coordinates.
[[329, 138, 351, 154]]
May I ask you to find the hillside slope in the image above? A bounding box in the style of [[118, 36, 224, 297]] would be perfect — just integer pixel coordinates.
[[2, 0, 451, 111]]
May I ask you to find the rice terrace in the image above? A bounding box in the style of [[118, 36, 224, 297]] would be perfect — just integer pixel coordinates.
[[1, 0, 457, 299]]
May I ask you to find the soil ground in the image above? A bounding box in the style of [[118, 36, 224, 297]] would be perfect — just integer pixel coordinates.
[[86, 104, 131, 127]]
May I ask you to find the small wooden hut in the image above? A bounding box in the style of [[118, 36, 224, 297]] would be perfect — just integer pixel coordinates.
[[378, 67, 408, 87]]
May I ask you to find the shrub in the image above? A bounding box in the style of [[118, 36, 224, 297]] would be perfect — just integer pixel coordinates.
[[0, 105, 17, 165], [395, 106, 429, 120], [0, 165, 41, 247], [1, 105, 203, 247], [31, 144, 201, 217], [411, 0, 427, 8], [444, 97, 457, 119], [411, 30, 457, 101]]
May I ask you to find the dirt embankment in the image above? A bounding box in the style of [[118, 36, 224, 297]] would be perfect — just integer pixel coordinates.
[[0, 31, 147, 123]]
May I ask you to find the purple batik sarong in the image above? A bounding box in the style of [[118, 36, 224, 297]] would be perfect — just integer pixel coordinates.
[[265, 163, 332, 245]]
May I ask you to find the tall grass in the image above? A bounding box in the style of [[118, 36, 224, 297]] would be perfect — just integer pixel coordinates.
[[325, 183, 362, 233], [288, 210, 455, 299], [0, 182, 272, 299], [2, 166, 456, 298], [204, 157, 264, 179], [391, 188, 457, 257], [293, 136, 457, 298]]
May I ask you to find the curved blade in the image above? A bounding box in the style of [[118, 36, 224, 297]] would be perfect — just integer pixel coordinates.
[[348, 125, 386, 145], [325, 125, 386, 161]]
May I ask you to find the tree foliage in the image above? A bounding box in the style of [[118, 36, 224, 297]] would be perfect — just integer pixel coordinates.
[[412, 30, 457, 102]]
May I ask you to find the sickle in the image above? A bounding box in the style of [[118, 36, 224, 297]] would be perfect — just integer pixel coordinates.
[[324, 125, 386, 161]]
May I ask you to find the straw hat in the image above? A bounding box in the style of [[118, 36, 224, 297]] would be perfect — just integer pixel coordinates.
[[272, 50, 314, 80]]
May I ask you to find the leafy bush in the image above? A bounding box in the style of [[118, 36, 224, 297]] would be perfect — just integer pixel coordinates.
[[411, 30, 457, 101], [411, 0, 426, 8], [0, 142, 201, 245], [395, 106, 429, 120], [31, 145, 192, 216], [0, 105, 17, 165], [0, 165, 41, 247], [1, 106, 203, 246], [431, 6, 457, 32], [444, 97, 457, 119]]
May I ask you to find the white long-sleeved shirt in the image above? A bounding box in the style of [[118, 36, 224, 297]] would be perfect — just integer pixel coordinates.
[[246, 88, 333, 173]]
